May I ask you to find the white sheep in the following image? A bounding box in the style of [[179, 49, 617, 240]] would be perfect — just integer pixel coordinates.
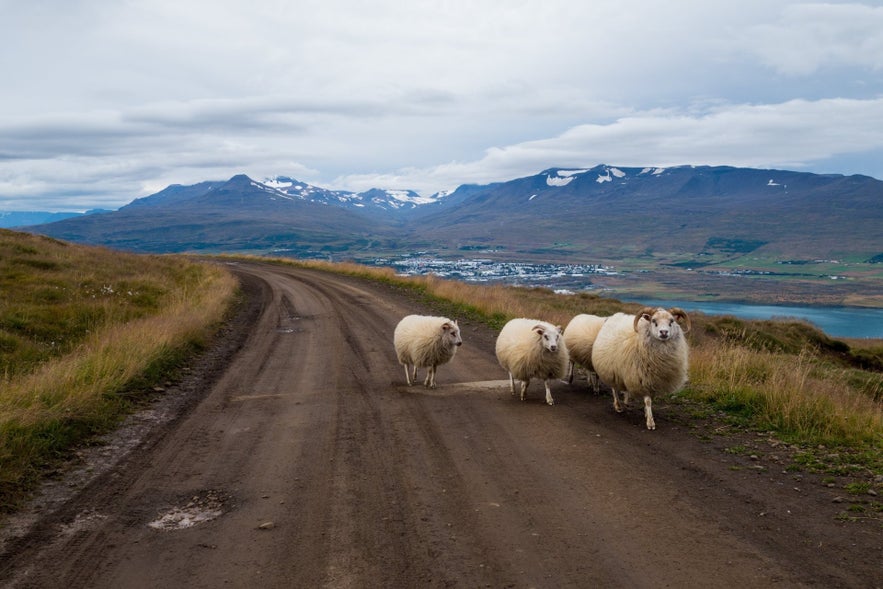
[[563, 314, 607, 393], [591, 307, 691, 430], [393, 314, 462, 388], [495, 318, 569, 405]]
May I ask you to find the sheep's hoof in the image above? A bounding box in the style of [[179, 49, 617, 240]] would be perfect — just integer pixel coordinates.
[[546, 399, 555, 406]]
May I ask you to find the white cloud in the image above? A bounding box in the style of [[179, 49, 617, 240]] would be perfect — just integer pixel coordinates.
[[2, 1, 883, 210], [331, 97, 883, 194]]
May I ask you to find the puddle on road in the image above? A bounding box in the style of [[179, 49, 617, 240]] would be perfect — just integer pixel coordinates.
[[148, 489, 229, 531]]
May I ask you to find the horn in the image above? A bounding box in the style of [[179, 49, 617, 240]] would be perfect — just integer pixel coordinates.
[[634, 307, 656, 332], [670, 308, 692, 333]]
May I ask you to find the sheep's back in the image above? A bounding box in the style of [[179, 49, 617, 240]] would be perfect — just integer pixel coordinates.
[[591, 313, 639, 391], [564, 314, 606, 369], [496, 318, 568, 380]]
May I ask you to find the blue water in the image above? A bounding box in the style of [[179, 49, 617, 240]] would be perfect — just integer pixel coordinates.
[[625, 299, 883, 339]]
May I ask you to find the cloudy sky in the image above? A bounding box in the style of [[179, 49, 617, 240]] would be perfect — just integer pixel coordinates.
[[2, 0, 883, 211]]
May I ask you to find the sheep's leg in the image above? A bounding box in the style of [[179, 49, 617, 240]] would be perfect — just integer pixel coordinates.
[[544, 379, 555, 406], [519, 379, 529, 401], [612, 388, 624, 412], [566, 361, 574, 384], [404, 364, 413, 386], [644, 396, 656, 430], [424, 365, 436, 389], [411, 365, 418, 384], [589, 371, 600, 394], [508, 372, 516, 395]]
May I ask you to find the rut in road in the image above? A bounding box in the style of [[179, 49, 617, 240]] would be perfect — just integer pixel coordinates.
[[1, 262, 877, 589]]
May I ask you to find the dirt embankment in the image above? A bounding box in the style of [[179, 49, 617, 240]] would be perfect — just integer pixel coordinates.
[[1, 261, 879, 588]]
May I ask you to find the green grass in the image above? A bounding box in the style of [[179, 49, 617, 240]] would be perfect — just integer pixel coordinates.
[[0, 230, 237, 511]]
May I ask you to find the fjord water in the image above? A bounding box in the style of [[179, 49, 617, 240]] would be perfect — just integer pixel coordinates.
[[627, 299, 883, 339]]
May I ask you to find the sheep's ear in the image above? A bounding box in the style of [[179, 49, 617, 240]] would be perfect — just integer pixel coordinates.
[[532, 325, 545, 336], [670, 308, 692, 333], [634, 307, 655, 332], [441, 322, 452, 331]]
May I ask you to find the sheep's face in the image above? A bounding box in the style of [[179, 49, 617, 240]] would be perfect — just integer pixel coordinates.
[[644, 309, 684, 342], [533, 325, 562, 353], [441, 321, 462, 348]]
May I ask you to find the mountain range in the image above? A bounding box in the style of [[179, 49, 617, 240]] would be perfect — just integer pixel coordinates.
[[17, 165, 883, 264]]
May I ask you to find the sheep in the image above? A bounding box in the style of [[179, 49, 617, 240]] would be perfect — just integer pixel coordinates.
[[393, 314, 462, 389], [495, 318, 569, 405], [563, 314, 607, 393], [591, 307, 691, 430]]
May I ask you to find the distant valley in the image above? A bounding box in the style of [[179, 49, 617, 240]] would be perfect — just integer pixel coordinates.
[[13, 164, 883, 307]]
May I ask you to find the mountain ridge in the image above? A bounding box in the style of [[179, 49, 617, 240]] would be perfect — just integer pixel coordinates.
[[16, 164, 883, 263]]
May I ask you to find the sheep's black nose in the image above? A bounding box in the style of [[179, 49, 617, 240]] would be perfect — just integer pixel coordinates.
[[456, 342, 462, 346]]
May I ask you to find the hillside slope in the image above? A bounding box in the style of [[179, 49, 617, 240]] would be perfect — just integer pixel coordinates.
[[22, 165, 883, 262], [410, 165, 883, 260]]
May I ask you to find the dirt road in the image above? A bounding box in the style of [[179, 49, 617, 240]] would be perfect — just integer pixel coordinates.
[[1, 261, 879, 588]]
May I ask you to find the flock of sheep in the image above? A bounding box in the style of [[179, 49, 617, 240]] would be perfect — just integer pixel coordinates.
[[393, 307, 692, 430]]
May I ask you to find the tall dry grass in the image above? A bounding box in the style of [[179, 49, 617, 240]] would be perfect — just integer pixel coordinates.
[[688, 339, 882, 446], [1, 236, 237, 510]]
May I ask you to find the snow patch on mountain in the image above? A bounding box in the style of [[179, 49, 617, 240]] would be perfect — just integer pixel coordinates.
[[594, 166, 627, 183], [250, 181, 294, 200], [546, 175, 574, 187], [546, 168, 589, 187], [383, 190, 436, 206], [262, 178, 294, 190]]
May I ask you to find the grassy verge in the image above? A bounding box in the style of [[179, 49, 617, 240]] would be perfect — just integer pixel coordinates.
[[1, 231, 237, 511], [268, 257, 882, 477]]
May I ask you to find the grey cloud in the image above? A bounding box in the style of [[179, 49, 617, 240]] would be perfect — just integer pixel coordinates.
[[742, 3, 883, 75]]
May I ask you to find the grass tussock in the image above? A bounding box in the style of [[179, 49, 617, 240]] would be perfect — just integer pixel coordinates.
[[275, 257, 882, 470], [1, 230, 237, 510], [688, 342, 881, 447]]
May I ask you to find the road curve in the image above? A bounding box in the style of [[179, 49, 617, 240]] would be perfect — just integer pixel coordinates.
[[0, 261, 878, 588]]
